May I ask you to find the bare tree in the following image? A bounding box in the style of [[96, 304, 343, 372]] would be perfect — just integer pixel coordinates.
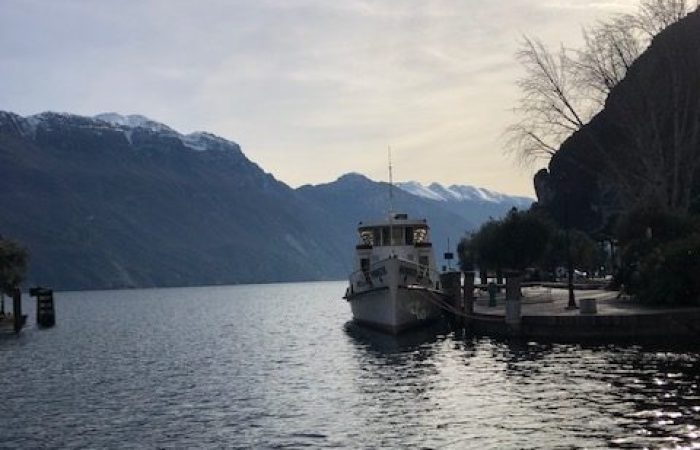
[[507, 38, 585, 165], [575, 17, 642, 105], [633, 0, 696, 37]]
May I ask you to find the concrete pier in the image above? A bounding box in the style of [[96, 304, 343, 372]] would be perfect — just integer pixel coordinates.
[[466, 286, 700, 339]]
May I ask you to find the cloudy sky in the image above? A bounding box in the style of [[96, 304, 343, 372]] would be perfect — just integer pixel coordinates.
[[1, 0, 637, 196]]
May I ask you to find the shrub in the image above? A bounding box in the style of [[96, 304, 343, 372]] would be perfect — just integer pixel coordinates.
[[631, 233, 700, 305]]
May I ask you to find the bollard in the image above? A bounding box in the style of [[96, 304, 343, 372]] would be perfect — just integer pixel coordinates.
[[505, 274, 522, 333], [30, 287, 56, 328], [487, 282, 498, 307], [505, 274, 522, 301], [579, 298, 597, 315], [463, 271, 475, 316], [479, 269, 488, 286]]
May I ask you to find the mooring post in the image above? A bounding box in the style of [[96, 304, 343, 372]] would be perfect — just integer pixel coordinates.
[[12, 288, 22, 334], [31, 287, 56, 328], [463, 271, 475, 316], [479, 269, 488, 286], [505, 272, 522, 334], [440, 271, 462, 326]]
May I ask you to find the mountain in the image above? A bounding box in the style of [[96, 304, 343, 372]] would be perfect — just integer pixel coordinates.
[[298, 175, 532, 271], [0, 111, 345, 289], [396, 181, 532, 225], [0, 111, 532, 290]]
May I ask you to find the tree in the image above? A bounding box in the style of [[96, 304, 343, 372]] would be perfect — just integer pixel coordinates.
[[542, 229, 605, 276], [458, 209, 552, 277], [471, 218, 506, 279], [457, 233, 477, 272], [0, 239, 29, 295], [497, 209, 553, 272]]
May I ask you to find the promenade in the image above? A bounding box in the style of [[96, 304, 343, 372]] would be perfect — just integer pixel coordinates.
[[466, 286, 700, 339]]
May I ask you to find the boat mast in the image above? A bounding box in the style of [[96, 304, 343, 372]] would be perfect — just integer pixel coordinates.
[[388, 145, 394, 216], [388, 146, 394, 251]]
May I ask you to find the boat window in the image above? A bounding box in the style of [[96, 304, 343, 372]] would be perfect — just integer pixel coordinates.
[[381, 227, 390, 246], [405, 227, 414, 245], [373, 228, 381, 246], [391, 227, 403, 245], [359, 230, 373, 246], [414, 227, 428, 244]]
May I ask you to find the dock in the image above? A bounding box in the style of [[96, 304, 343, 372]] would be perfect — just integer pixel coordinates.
[[439, 272, 700, 340]]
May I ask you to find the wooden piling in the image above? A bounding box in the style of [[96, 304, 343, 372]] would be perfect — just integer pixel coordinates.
[[463, 271, 475, 316], [31, 287, 56, 328], [440, 271, 462, 326], [12, 288, 23, 334]]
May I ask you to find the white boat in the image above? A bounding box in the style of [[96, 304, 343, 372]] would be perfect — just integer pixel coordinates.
[[344, 212, 445, 334]]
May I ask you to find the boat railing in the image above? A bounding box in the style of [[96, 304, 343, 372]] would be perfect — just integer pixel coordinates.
[[410, 263, 442, 289], [348, 258, 442, 291]]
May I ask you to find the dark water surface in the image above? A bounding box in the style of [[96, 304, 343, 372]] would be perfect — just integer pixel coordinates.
[[1, 281, 698, 449]]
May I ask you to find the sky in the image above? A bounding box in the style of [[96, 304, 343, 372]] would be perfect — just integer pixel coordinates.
[[0, 0, 638, 196]]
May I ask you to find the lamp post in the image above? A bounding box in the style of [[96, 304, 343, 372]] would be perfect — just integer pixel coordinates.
[[562, 172, 577, 310], [565, 221, 577, 309]]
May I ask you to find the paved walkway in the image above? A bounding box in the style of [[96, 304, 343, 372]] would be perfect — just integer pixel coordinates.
[[472, 287, 698, 317]]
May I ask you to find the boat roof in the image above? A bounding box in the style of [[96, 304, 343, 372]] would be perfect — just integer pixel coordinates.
[[357, 213, 429, 230]]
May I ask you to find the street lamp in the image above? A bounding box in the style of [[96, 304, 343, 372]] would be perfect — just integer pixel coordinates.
[[561, 171, 577, 310], [565, 219, 577, 310]]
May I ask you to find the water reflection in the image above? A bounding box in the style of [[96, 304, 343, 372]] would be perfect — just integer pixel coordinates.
[[345, 323, 700, 449], [471, 337, 700, 449], [343, 321, 446, 355], [342, 322, 455, 448], [2, 283, 698, 449]]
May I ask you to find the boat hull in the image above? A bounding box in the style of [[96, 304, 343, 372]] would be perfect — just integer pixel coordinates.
[[346, 258, 444, 334]]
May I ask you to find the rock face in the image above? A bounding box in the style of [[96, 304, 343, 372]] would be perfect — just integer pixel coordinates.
[[0, 111, 532, 290], [536, 9, 700, 233]]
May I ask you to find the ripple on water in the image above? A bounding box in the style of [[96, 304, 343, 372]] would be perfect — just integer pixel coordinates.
[[0, 282, 698, 448]]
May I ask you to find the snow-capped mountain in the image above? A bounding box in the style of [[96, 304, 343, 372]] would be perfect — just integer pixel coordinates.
[[0, 109, 535, 290], [397, 181, 533, 207], [0, 111, 241, 154], [0, 109, 342, 290], [94, 112, 176, 134]]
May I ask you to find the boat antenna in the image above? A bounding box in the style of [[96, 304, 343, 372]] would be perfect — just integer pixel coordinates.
[[388, 146, 395, 253], [388, 145, 394, 216]]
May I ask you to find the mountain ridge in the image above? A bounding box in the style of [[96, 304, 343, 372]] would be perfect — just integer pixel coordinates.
[[0, 110, 532, 290]]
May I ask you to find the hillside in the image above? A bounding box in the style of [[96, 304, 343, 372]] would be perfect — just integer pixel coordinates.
[[0, 111, 531, 290]]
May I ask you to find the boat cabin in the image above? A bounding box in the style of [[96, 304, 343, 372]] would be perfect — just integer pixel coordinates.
[[354, 213, 436, 272]]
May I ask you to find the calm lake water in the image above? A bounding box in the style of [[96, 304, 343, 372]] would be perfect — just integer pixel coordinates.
[[1, 281, 699, 449]]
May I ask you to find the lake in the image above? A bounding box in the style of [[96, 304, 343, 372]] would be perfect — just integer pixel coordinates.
[[0, 281, 698, 449]]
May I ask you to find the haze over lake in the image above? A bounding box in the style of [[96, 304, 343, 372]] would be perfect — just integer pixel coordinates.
[[1, 281, 698, 448]]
